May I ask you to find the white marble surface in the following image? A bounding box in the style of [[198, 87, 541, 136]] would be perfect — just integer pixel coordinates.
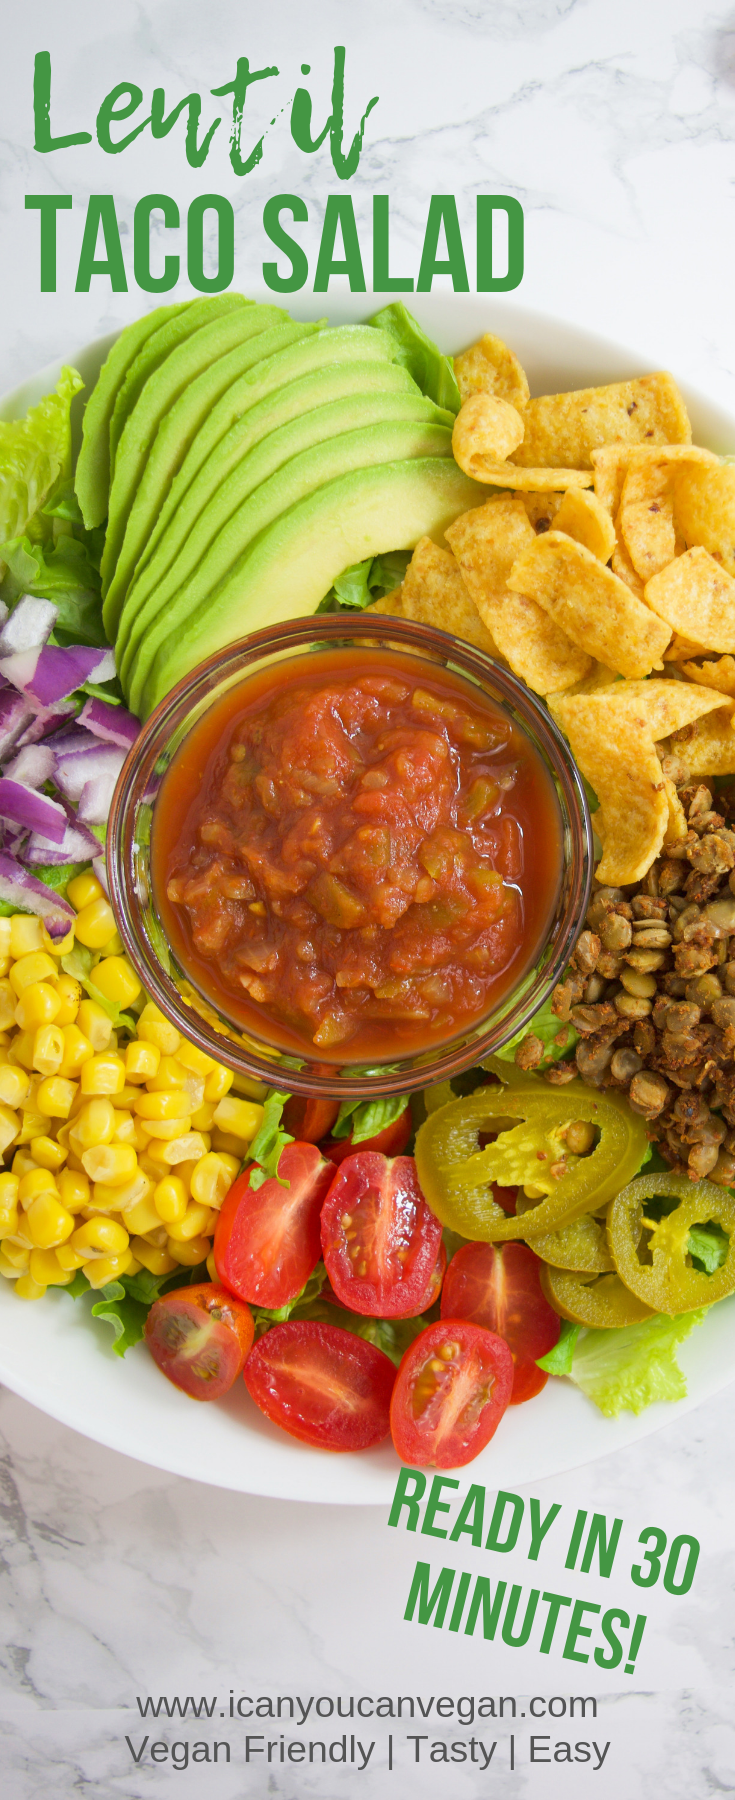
[[2, 1, 735, 1793]]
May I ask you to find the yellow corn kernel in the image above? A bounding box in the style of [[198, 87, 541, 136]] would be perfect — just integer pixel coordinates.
[[212, 1095, 264, 1141], [92, 956, 141, 1006], [76, 999, 113, 1052], [57, 1168, 91, 1212], [231, 1071, 269, 1101], [189, 1101, 217, 1132], [190, 1153, 237, 1210], [0, 1171, 19, 1208], [32, 1025, 65, 1077], [12, 1148, 37, 1178], [59, 1024, 94, 1078], [93, 1168, 152, 1212], [7, 1030, 34, 1071], [206, 1249, 218, 1281], [131, 1238, 178, 1276], [136, 1003, 181, 1056], [73, 898, 117, 949], [15, 982, 61, 1031], [41, 922, 75, 958], [29, 1246, 74, 1286], [30, 1135, 67, 1172], [133, 1088, 191, 1121], [111, 1110, 136, 1145], [36, 1076, 77, 1119], [203, 1064, 233, 1103], [80, 1053, 126, 1097], [55, 1243, 85, 1270], [1, 1240, 30, 1270], [167, 1200, 215, 1243], [26, 1194, 75, 1249], [124, 1040, 160, 1083], [0, 1065, 30, 1108], [9, 952, 59, 998], [137, 1151, 167, 1184], [211, 1129, 249, 1159], [67, 871, 104, 911], [0, 979, 16, 1030], [15, 1274, 46, 1299], [116, 1085, 143, 1110], [153, 1175, 188, 1224], [9, 915, 45, 958], [17, 1111, 47, 1147], [0, 1252, 19, 1277], [73, 1097, 116, 1149], [53, 975, 81, 1025], [126, 1118, 152, 1154], [71, 1215, 129, 1257], [0, 1105, 20, 1155], [142, 1117, 194, 1142], [83, 1248, 133, 1288], [81, 1143, 138, 1185], [176, 1041, 216, 1077], [145, 1055, 188, 1092], [0, 918, 10, 963], [168, 1234, 211, 1266], [19, 1166, 58, 1205], [0, 1204, 18, 1237], [159, 1132, 209, 1166], [122, 1194, 165, 1236]]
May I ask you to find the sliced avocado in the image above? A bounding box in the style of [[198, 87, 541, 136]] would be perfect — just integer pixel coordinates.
[[118, 389, 452, 683], [74, 301, 187, 531], [139, 459, 487, 715], [130, 324, 400, 587], [108, 292, 249, 474], [102, 317, 322, 636], [101, 305, 287, 594], [126, 421, 454, 713]]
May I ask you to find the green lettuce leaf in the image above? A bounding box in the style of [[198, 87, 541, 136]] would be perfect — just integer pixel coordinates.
[[247, 1090, 294, 1189], [317, 547, 411, 615], [295, 1293, 430, 1366], [537, 1318, 579, 1375], [0, 367, 83, 554], [495, 992, 578, 1068], [66, 1260, 209, 1356], [0, 532, 107, 647], [333, 1093, 408, 1143], [567, 1310, 706, 1417], [368, 302, 461, 414]]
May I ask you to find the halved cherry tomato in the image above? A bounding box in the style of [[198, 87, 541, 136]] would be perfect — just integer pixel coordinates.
[[440, 1242, 560, 1403], [394, 1241, 447, 1318], [243, 1320, 396, 1450], [321, 1105, 412, 1166], [493, 1183, 520, 1216], [283, 1095, 340, 1143], [214, 1141, 333, 1309], [320, 1151, 442, 1317], [144, 1282, 255, 1401], [390, 1319, 514, 1468]]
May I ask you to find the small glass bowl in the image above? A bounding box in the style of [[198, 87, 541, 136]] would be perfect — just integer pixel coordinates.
[[107, 616, 591, 1098]]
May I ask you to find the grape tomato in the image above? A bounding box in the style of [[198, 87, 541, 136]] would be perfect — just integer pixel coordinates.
[[390, 1319, 514, 1468], [320, 1151, 442, 1317], [214, 1140, 333, 1309], [144, 1282, 255, 1401], [243, 1320, 396, 1450], [441, 1241, 560, 1403]]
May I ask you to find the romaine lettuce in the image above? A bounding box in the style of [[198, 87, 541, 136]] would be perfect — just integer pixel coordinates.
[[0, 367, 83, 555], [565, 1310, 706, 1416]]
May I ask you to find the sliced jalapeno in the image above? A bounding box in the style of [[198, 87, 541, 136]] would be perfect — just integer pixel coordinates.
[[607, 1172, 735, 1315], [530, 1211, 614, 1274], [540, 1265, 654, 1328]]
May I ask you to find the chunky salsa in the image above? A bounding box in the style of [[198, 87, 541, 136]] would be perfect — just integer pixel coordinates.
[[152, 647, 562, 1061]]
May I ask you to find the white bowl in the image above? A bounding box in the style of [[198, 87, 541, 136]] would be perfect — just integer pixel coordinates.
[[1, 294, 734, 1503]]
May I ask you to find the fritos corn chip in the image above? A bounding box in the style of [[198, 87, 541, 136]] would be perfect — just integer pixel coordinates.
[[400, 536, 502, 656], [676, 461, 735, 577], [506, 531, 671, 679], [452, 392, 526, 469], [447, 498, 591, 694], [453, 332, 530, 411], [663, 632, 708, 661], [681, 655, 735, 700], [611, 536, 645, 597], [510, 372, 692, 471], [592, 444, 631, 517], [644, 546, 735, 652], [663, 709, 735, 778], [365, 587, 405, 617], [553, 488, 616, 563], [521, 493, 564, 531]]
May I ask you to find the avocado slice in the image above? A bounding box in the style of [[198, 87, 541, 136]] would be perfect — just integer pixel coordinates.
[[126, 421, 454, 713], [128, 323, 399, 591], [108, 292, 249, 475], [138, 459, 487, 715], [101, 304, 287, 595], [102, 317, 323, 636], [118, 389, 452, 683], [74, 301, 187, 531]]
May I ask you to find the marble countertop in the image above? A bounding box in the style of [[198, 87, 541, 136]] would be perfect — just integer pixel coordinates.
[[2, 2, 735, 1793]]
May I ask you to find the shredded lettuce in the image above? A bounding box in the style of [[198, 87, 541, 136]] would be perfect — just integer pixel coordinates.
[[0, 367, 83, 556], [537, 1317, 579, 1375], [368, 302, 461, 414], [0, 532, 107, 648], [565, 1310, 706, 1416], [333, 1093, 408, 1144], [247, 1090, 294, 1189]]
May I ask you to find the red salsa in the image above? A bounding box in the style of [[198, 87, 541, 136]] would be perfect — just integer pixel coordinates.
[[152, 647, 562, 1061]]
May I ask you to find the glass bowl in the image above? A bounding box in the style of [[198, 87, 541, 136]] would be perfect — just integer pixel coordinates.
[[107, 615, 592, 1098]]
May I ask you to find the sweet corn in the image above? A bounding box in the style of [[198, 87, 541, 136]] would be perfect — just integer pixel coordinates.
[[80, 1053, 126, 1096], [0, 1251, 20, 1277], [145, 1055, 188, 1092], [1, 1241, 30, 1270], [26, 1194, 75, 1249], [212, 1095, 264, 1141], [176, 1042, 216, 1076], [58, 1024, 94, 1077], [190, 1152, 237, 1209], [0, 1105, 20, 1155], [15, 1274, 47, 1299], [136, 1003, 181, 1056], [12, 1149, 38, 1179], [54, 975, 81, 1025], [67, 871, 104, 911], [74, 898, 118, 949], [36, 1076, 77, 1119], [72, 1097, 116, 1149], [17, 1111, 47, 1147], [0, 1204, 18, 1236], [92, 956, 142, 1006], [189, 1101, 217, 1132], [57, 1168, 91, 1211], [111, 1110, 136, 1145], [134, 1088, 191, 1121], [0, 980, 16, 1030], [203, 1064, 234, 1103], [160, 1132, 209, 1166], [9, 915, 45, 958], [153, 1175, 188, 1224], [71, 1215, 129, 1256], [0, 1065, 30, 1108], [130, 1238, 178, 1276], [55, 1243, 85, 1270], [211, 1129, 249, 1159], [93, 1170, 152, 1213], [0, 1171, 19, 1207], [166, 1200, 214, 1242], [83, 1249, 133, 1288], [142, 1116, 194, 1141], [29, 1134, 67, 1171], [76, 999, 113, 1052], [15, 982, 61, 1030], [231, 1071, 269, 1101], [206, 1249, 218, 1281], [19, 1167, 59, 1206], [0, 919, 11, 969], [9, 952, 59, 997], [81, 1144, 138, 1185], [168, 1234, 211, 1265], [29, 1246, 74, 1286], [124, 1040, 160, 1083], [122, 1195, 165, 1236], [32, 1025, 65, 1076], [41, 923, 75, 958]]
